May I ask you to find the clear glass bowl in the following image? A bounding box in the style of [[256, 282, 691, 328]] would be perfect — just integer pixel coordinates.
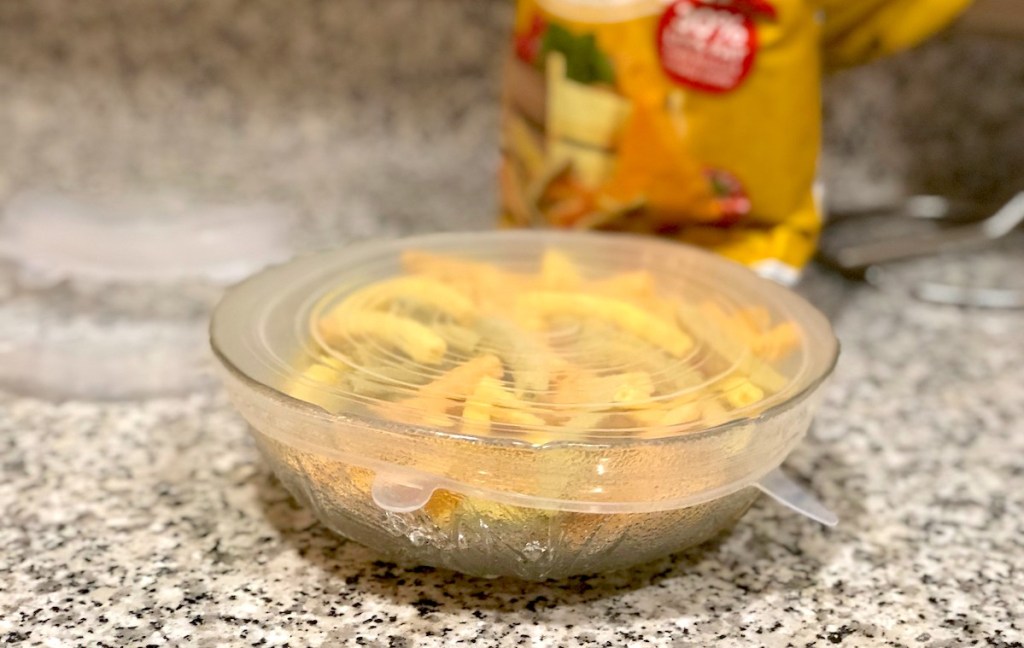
[[211, 231, 838, 579]]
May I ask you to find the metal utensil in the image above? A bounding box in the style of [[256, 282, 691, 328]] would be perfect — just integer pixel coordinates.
[[821, 192, 1024, 272]]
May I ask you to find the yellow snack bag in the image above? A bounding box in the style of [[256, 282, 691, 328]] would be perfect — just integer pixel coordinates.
[[500, 0, 970, 282]]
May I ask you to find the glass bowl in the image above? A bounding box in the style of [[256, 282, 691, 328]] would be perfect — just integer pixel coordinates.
[[211, 230, 838, 579]]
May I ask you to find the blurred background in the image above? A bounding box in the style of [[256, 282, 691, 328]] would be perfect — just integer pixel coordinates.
[[0, 0, 1021, 246], [2, 0, 1022, 400]]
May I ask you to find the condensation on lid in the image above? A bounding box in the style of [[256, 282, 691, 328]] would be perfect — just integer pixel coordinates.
[[0, 189, 298, 286]]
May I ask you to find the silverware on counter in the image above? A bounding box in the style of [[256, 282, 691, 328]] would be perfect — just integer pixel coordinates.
[[818, 192, 1024, 308]]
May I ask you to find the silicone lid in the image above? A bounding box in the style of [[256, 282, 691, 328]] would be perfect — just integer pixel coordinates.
[[216, 231, 831, 441], [213, 232, 838, 516]]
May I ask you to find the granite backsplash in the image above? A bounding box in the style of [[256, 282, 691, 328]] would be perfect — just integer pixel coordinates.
[[1, 0, 1022, 246]]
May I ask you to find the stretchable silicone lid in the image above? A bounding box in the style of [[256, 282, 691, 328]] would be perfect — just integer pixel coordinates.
[[212, 231, 839, 516]]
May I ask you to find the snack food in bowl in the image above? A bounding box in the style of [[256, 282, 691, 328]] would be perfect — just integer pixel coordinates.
[[210, 230, 839, 580]]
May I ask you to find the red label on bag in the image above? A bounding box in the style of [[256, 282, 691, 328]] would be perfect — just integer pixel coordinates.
[[657, 0, 760, 93]]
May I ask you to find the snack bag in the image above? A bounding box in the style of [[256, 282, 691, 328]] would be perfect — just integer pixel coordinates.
[[499, 0, 971, 283]]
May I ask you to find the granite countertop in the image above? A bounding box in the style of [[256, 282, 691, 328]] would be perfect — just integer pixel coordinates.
[[2, 1, 1023, 645], [2, 269, 1022, 647]]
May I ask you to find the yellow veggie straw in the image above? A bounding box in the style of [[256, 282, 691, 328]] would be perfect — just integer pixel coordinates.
[[519, 291, 693, 357], [319, 310, 447, 365]]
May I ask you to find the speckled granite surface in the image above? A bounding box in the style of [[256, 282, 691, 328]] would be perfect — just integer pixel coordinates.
[[2, 271, 1023, 647], [2, 1, 1024, 645]]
